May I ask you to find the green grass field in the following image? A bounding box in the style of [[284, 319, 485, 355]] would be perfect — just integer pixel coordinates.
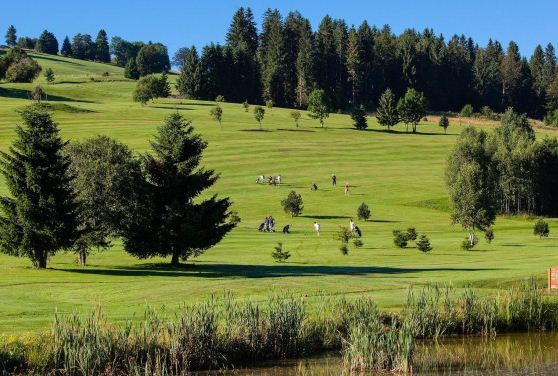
[[1, 52, 558, 333]]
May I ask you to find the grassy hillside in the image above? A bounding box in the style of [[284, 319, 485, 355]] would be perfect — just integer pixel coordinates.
[[1, 52, 558, 333]]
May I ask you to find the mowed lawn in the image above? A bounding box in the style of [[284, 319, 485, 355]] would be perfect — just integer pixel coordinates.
[[1, 52, 558, 333]]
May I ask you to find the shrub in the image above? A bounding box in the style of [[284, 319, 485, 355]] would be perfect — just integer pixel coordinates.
[[406, 227, 418, 241], [544, 109, 558, 127], [461, 234, 478, 250], [393, 230, 408, 248], [290, 110, 301, 127], [210, 105, 223, 127], [351, 105, 368, 130], [534, 219, 550, 239], [132, 74, 170, 104], [5, 58, 41, 82], [439, 114, 449, 134], [254, 106, 265, 127], [357, 202, 371, 221], [271, 242, 291, 262], [484, 228, 494, 244], [265, 99, 273, 110], [416, 234, 432, 252], [31, 85, 44, 102], [44, 67, 54, 84], [479, 106, 499, 120], [281, 191, 303, 217], [460, 104, 474, 118], [215, 94, 225, 103]]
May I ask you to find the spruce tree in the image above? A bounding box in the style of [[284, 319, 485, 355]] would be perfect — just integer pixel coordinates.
[[351, 105, 367, 130], [295, 20, 315, 107], [124, 58, 140, 80], [176, 46, 201, 99], [225, 7, 260, 103], [95, 29, 111, 62], [122, 113, 237, 265], [35, 30, 58, 55], [5, 25, 16, 47], [377, 88, 399, 130], [501, 41, 524, 109], [346, 27, 362, 106], [60, 36, 72, 57], [0, 106, 78, 268], [258, 9, 287, 107]]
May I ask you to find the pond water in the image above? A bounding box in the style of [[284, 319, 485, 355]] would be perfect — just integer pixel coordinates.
[[194, 332, 558, 375]]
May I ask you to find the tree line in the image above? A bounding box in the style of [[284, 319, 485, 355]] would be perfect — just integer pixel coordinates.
[[0, 106, 237, 269], [175, 7, 558, 121], [3, 25, 171, 78], [447, 108, 558, 248]]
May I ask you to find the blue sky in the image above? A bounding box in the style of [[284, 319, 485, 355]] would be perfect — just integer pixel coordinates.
[[3, 0, 557, 59]]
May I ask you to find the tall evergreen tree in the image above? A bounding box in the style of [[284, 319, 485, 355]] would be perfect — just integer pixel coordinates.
[[35, 30, 58, 55], [0, 106, 78, 269], [226, 7, 260, 103], [60, 36, 72, 57], [356, 21, 375, 106], [283, 12, 309, 107], [373, 25, 400, 98], [258, 9, 287, 106], [295, 19, 315, 107], [199, 43, 229, 100], [501, 41, 524, 109], [544, 43, 556, 87], [176, 46, 201, 99], [5, 25, 16, 47], [346, 26, 363, 106], [473, 40, 503, 111], [71, 34, 95, 60], [332, 19, 349, 109], [314, 16, 337, 106], [122, 113, 237, 265], [95, 29, 111, 62]]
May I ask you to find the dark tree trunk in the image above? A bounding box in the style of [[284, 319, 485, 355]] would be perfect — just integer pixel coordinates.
[[34, 251, 47, 269], [79, 251, 87, 266], [171, 252, 180, 266]]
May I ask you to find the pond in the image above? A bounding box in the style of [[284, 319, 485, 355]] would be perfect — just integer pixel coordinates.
[[194, 332, 558, 375]]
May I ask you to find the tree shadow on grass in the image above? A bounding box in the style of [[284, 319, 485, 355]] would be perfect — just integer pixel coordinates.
[[184, 102, 216, 106], [276, 128, 315, 133], [32, 54, 86, 66], [355, 128, 447, 136], [368, 219, 400, 223], [0, 88, 97, 103], [299, 215, 352, 220], [150, 105, 194, 111], [239, 129, 273, 132], [54, 263, 502, 279]]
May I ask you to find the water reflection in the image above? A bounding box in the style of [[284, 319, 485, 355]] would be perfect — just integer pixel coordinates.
[[195, 332, 558, 375]]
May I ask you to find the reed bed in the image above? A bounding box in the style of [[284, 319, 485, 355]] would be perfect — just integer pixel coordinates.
[[1, 280, 558, 375]]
